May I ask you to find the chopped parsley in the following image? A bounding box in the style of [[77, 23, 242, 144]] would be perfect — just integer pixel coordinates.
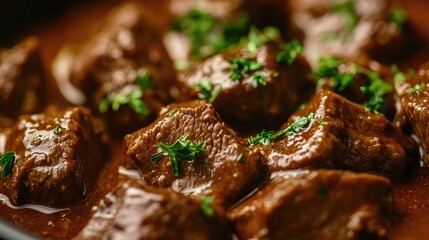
[[411, 83, 426, 94], [151, 134, 205, 176], [200, 196, 215, 218], [174, 59, 191, 71], [251, 73, 267, 87], [389, 7, 407, 30], [169, 109, 177, 117], [246, 26, 280, 55], [359, 69, 393, 115], [229, 57, 263, 81], [136, 70, 154, 89], [333, 0, 358, 30], [319, 120, 328, 125], [53, 126, 62, 135], [195, 81, 222, 103], [391, 64, 406, 84], [99, 89, 150, 116], [174, 9, 249, 59], [0, 151, 16, 177], [248, 112, 315, 145], [276, 39, 303, 65], [313, 56, 355, 92]]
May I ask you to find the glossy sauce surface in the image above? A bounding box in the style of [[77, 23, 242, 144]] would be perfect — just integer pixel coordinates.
[[1, 0, 429, 239]]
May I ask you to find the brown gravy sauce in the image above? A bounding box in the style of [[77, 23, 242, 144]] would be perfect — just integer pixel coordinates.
[[1, 0, 429, 239]]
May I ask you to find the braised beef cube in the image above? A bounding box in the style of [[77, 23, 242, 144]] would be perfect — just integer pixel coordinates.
[[1, 107, 107, 206], [229, 170, 396, 240], [177, 42, 314, 129], [395, 62, 429, 164], [69, 2, 177, 136], [252, 90, 418, 179], [0, 37, 45, 125], [315, 56, 396, 119], [125, 101, 265, 208], [288, 0, 420, 68], [77, 179, 231, 240]]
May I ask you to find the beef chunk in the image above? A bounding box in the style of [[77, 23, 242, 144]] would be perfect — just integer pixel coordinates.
[[125, 101, 265, 208], [288, 0, 419, 68], [252, 90, 418, 179], [77, 179, 231, 240], [315, 57, 396, 119], [177, 42, 314, 129], [229, 170, 396, 240], [1, 107, 107, 206], [395, 62, 429, 164], [69, 2, 177, 136], [0, 37, 45, 125]]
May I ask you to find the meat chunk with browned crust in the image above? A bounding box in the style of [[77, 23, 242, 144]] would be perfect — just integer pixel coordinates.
[[1, 107, 107, 206], [125, 101, 265, 208], [76, 179, 231, 240], [229, 170, 396, 240], [251, 90, 418, 179], [395, 62, 429, 164], [0, 37, 45, 126]]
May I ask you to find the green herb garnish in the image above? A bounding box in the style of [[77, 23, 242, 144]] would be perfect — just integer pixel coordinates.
[[169, 109, 177, 117], [319, 120, 328, 125], [151, 134, 205, 176], [359, 70, 393, 115], [229, 57, 263, 81], [237, 154, 245, 163], [99, 89, 150, 116], [248, 112, 315, 145], [389, 7, 407, 30], [174, 9, 249, 59], [333, 0, 358, 30], [246, 26, 280, 55], [411, 83, 426, 94], [53, 126, 62, 135], [391, 64, 406, 84], [0, 151, 16, 177], [195, 82, 222, 103], [200, 197, 215, 218], [251, 73, 267, 87], [276, 39, 303, 65], [136, 70, 154, 89], [313, 56, 355, 92]]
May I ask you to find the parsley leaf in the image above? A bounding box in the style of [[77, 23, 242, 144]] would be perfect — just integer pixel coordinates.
[[359, 70, 393, 115], [251, 73, 267, 87], [246, 26, 280, 55], [313, 56, 355, 92], [391, 64, 406, 84], [174, 9, 250, 59], [276, 39, 303, 65], [0, 151, 16, 177], [229, 57, 263, 81], [200, 197, 215, 218], [151, 134, 205, 176], [99, 89, 150, 116], [389, 7, 407, 30], [136, 70, 154, 89], [195, 81, 222, 103], [248, 112, 315, 145], [411, 83, 426, 94], [53, 126, 62, 135]]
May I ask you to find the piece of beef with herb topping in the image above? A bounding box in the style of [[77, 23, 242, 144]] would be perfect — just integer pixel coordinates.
[[313, 56, 396, 120], [249, 90, 418, 179], [287, 0, 421, 68], [76, 179, 231, 240], [229, 169, 396, 240], [0, 37, 46, 127], [69, 2, 177, 136], [125, 101, 265, 209], [176, 34, 314, 130], [394, 61, 429, 164], [0, 107, 107, 206]]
